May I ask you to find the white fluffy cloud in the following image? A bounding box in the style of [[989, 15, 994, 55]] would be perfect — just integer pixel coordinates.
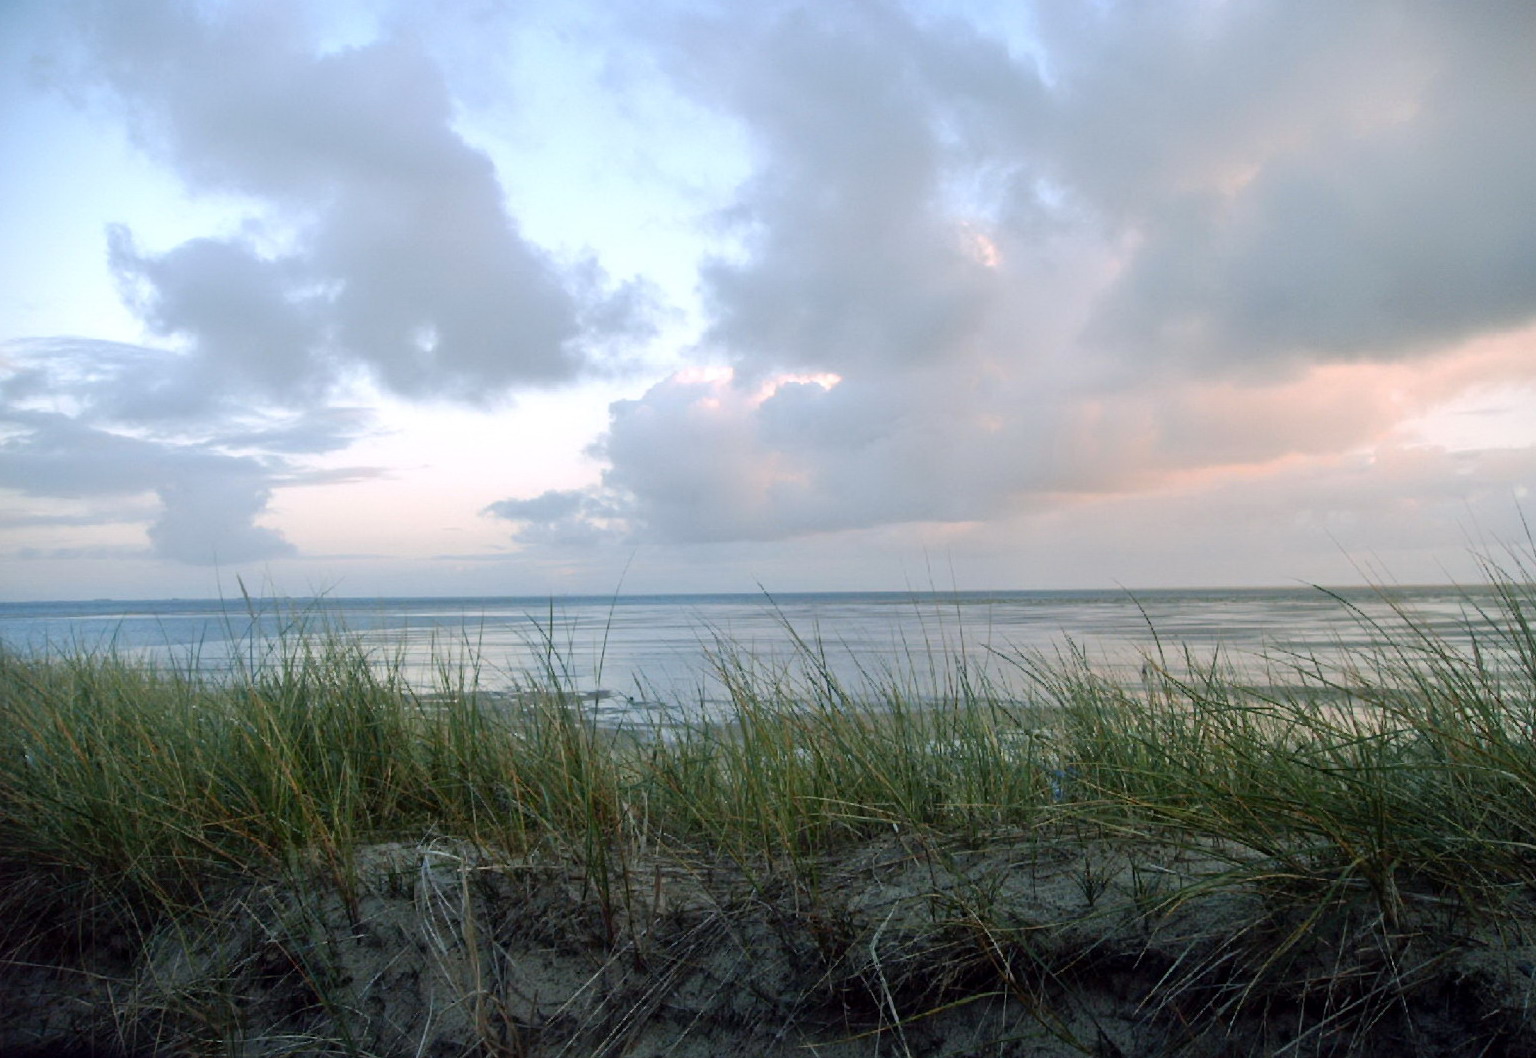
[[78, 0, 656, 404], [5, 0, 656, 569]]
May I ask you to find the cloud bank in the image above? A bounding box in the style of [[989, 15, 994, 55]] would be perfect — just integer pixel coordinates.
[[6, 0, 1534, 584], [489, 0, 1536, 552]]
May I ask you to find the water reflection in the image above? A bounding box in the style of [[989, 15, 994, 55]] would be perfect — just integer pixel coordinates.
[[0, 587, 1512, 727]]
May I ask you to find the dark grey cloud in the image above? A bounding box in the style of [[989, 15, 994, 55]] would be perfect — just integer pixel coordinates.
[[491, 0, 1536, 551], [488, 367, 1066, 545], [0, 409, 230, 498], [678, 0, 1536, 380], [66, 0, 656, 407]]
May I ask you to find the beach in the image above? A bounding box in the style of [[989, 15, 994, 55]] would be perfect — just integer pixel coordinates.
[[3, 578, 1536, 1055]]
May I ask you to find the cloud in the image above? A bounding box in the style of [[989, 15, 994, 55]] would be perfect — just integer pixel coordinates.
[[1069, 2, 1536, 367], [0, 508, 151, 530], [669, 3, 1031, 377], [0, 341, 383, 564], [147, 475, 294, 565], [2, 338, 381, 459], [12, 0, 1534, 581], [485, 491, 588, 524], [0, 408, 227, 498], [8, 545, 149, 562], [65, 0, 656, 408], [0, 337, 204, 423], [0, 406, 296, 563], [107, 230, 327, 408], [212, 406, 377, 456], [482, 488, 628, 547], [489, 0, 1536, 554], [15, 0, 671, 570]]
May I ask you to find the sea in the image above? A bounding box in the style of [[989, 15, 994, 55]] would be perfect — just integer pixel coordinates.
[[0, 586, 1512, 726]]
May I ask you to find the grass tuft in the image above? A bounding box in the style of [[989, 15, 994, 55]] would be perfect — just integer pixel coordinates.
[[3, 554, 1536, 1054]]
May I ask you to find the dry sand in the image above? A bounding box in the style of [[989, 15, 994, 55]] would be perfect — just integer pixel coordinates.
[[5, 831, 1536, 1057]]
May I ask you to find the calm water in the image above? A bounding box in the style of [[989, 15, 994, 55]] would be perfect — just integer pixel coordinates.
[[0, 587, 1511, 724]]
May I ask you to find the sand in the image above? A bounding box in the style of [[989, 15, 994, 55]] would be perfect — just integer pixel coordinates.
[[5, 831, 1536, 1057]]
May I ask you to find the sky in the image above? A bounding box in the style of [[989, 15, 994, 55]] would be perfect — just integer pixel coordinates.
[[2, 0, 1535, 601]]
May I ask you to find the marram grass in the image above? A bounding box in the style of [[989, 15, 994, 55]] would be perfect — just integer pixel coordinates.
[[3, 558, 1536, 1054], [3, 565, 1536, 934]]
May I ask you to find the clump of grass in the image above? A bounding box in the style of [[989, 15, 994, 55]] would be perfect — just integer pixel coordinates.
[[1022, 548, 1536, 914], [0, 604, 1065, 958], [5, 563, 1536, 923], [3, 553, 1536, 1054]]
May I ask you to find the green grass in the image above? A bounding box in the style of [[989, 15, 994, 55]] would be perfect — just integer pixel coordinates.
[[0, 614, 1063, 938], [3, 555, 1536, 1052], [4, 563, 1536, 931]]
